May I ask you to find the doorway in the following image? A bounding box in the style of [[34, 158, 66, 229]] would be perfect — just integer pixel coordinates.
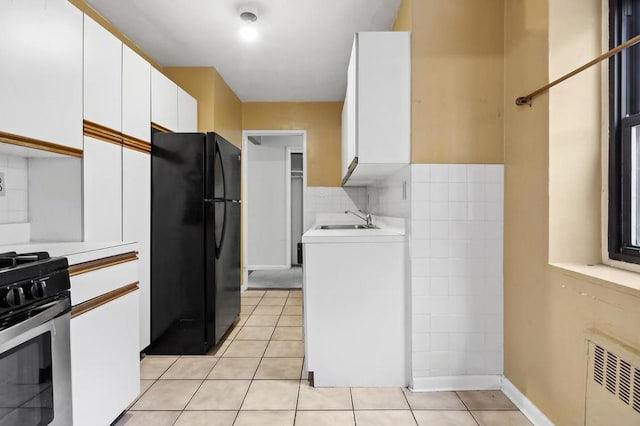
[[242, 131, 306, 289]]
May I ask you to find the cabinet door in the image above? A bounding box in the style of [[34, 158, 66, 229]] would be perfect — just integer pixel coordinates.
[[83, 15, 122, 131], [83, 137, 122, 241], [151, 68, 178, 131], [177, 87, 198, 132], [345, 36, 357, 170], [71, 290, 140, 426], [0, 0, 82, 150], [356, 32, 410, 164], [123, 149, 151, 350], [122, 45, 151, 142]]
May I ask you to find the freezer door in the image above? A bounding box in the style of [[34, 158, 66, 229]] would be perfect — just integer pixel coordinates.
[[213, 201, 241, 344], [206, 133, 241, 201]]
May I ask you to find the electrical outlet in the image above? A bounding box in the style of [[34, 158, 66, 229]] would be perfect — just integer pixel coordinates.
[[0, 172, 5, 196]]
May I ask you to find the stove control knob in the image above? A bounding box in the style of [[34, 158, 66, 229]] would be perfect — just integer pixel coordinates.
[[28, 280, 47, 299], [3, 287, 25, 307]]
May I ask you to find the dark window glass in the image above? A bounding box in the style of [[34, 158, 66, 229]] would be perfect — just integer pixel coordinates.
[[609, 0, 640, 263]]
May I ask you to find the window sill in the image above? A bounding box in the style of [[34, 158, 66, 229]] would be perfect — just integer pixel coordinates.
[[550, 262, 640, 293]]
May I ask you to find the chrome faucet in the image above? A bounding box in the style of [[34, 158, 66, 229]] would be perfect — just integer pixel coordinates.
[[345, 210, 373, 227]]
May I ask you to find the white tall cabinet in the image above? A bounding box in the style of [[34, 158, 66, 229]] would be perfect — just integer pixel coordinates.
[[151, 68, 179, 131], [83, 138, 123, 241], [0, 0, 83, 150], [341, 32, 410, 186], [122, 46, 151, 141], [178, 87, 198, 132], [83, 15, 122, 130], [122, 46, 152, 351], [82, 14, 123, 242]]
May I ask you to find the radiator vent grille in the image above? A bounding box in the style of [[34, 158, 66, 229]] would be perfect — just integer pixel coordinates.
[[634, 368, 640, 414], [605, 351, 618, 394], [590, 343, 640, 415]]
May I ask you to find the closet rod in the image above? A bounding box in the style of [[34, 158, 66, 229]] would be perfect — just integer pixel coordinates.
[[515, 33, 640, 106]]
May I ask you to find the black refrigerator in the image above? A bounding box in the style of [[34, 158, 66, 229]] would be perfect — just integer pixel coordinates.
[[149, 132, 241, 355]]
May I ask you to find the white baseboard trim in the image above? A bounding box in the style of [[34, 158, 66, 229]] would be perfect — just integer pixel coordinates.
[[248, 265, 289, 271], [240, 283, 248, 292], [410, 375, 503, 392], [502, 378, 554, 426]]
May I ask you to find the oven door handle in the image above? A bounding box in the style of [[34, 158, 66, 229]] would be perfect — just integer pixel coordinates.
[[0, 298, 71, 346]]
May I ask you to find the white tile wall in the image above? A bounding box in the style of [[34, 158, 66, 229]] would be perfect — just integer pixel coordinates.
[[410, 164, 503, 379], [304, 187, 367, 231], [0, 154, 28, 224]]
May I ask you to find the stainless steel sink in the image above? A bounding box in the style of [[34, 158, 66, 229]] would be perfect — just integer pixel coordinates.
[[319, 224, 378, 230]]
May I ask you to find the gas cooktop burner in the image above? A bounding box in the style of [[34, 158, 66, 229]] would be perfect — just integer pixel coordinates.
[[0, 251, 51, 271]]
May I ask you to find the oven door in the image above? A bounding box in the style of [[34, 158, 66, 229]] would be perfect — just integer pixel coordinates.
[[0, 298, 72, 426]]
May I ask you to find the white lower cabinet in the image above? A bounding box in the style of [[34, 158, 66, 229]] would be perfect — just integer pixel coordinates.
[[303, 237, 407, 387], [71, 289, 140, 426], [122, 148, 151, 350], [83, 137, 123, 241]]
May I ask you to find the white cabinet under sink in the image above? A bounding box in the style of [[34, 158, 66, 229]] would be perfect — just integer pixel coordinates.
[[302, 226, 408, 387], [341, 32, 410, 186]]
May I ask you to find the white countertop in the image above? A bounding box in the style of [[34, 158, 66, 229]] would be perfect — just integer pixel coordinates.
[[0, 241, 139, 265], [302, 214, 406, 244]]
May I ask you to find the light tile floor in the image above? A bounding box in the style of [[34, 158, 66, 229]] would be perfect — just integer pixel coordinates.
[[116, 289, 532, 426]]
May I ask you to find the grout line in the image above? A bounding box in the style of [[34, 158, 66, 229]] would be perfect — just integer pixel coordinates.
[[401, 388, 420, 425], [455, 391, 480, 426], [350, 387, 357, 425]]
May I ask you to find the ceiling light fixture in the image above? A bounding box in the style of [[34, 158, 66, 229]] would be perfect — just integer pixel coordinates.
[[239, 8, 258, 42]]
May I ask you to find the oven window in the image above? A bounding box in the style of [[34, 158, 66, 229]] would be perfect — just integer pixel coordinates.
[[0, 332, 54, 426]]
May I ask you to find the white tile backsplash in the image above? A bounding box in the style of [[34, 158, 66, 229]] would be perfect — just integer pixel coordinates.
[[304, 186, 367, 231], [366, 166, 411, 218], [0, 154, 28, 224], [409, 164, 503, 382]]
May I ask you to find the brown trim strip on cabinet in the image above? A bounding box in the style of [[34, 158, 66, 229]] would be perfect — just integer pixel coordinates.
[[83, 120, 122, 145], [122, 133, 151, 154], [69, 251, 138, 277], [151, 122, 173, 133], [0, 130, 83, 158], [71, 282, 139, 318]]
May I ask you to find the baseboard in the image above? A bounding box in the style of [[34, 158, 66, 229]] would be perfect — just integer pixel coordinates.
[[502, 378, 554, 426], [240, 283, 248, 292], [410, 375, 503, 392], [248, 265, 289, 270]]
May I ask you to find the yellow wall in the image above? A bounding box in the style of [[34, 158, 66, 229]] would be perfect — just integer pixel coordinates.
[[504, 1, 640, 425], [213, 69, 243, 148], [242, 102, 343, 187], [411, 0, 504, 164], [392, 0, 412, 31]]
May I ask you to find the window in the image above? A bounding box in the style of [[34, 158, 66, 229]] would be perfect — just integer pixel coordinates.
[[609, 0, 640, 263]]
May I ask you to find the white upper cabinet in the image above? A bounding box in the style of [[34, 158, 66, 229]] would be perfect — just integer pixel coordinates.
[[342, 32, 411, 186], [84, 15, 122, 131], [122, 46, 151, 142], [151, 68, 178, 131], [0, 0, 83, 150], [177, 87, 198, 132]]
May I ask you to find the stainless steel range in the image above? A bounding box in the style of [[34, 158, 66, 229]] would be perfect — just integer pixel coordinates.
[[0, 252, 72, 426]]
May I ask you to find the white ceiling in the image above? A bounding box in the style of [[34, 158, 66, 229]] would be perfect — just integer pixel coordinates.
[[85, 0, 402, 102]]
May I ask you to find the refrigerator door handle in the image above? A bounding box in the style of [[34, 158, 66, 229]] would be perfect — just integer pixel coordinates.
[[214, 200, 226, 259]]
